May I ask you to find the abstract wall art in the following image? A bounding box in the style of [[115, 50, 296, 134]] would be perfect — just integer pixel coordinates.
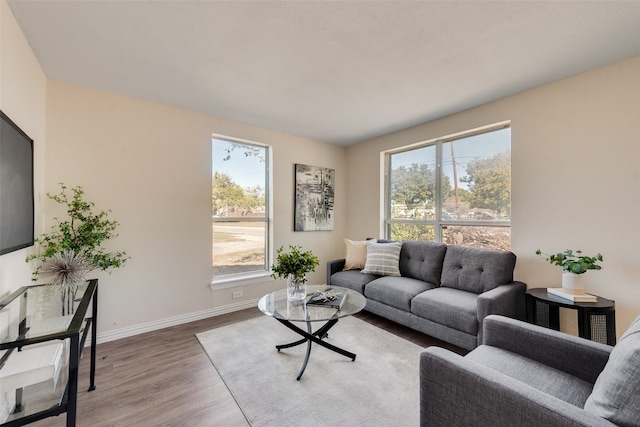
[[294, 164, 335, 231]]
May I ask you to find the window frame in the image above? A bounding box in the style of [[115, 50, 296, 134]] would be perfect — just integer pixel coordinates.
[[383, 122, 511, 247], [210, 135, 273, 290]]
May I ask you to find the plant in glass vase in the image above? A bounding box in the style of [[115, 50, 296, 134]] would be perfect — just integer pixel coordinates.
[[270, 245, 319, 301], [26, 184, 129, 312]]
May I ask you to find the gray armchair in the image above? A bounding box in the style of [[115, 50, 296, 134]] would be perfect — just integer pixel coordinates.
[[420, 314, 640, 427]]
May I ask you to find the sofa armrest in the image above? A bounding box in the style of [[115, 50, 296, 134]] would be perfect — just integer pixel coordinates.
[[476, 281, 526, 345], [482, 315, 612, 384], [477, 281, 526, 321], [420, 347, 615, 427], [326, 259, 345, 286]]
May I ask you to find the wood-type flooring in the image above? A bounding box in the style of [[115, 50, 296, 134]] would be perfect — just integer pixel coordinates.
[[28, 307, 465, 427]]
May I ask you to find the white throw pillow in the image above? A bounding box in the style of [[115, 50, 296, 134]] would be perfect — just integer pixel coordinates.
[[343, 239, 371, 270], [361, 242, 402, 276]]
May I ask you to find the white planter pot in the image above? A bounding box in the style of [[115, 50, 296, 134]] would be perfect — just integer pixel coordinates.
[[562, 272, 585, 293]]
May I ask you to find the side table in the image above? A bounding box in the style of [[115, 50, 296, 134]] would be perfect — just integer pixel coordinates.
[[525, 288, 616, 346]]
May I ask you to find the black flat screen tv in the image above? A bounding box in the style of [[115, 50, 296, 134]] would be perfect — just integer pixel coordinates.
[[0, 110, 34, 255]]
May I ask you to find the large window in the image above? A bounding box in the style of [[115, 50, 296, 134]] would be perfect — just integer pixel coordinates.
[[212, 137, 270, 282], [385, 124, 511, 250]]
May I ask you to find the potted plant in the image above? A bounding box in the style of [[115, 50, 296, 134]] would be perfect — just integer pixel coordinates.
[[26, 183, 129, 285], [270, 245, 319, 301], [535, 249, 603, 291]]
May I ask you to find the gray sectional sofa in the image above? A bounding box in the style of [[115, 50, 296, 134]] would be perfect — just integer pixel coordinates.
[[327, 240, 526, 350]]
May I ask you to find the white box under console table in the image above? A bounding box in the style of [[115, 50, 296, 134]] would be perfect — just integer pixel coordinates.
[[0, 279, 98, 427]]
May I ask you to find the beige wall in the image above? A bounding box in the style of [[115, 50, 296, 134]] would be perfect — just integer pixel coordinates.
[[0, 0, 46, 298], [44, 80, 347, 339], [346, 56, 640, 337], [3, 0, 639, 342]]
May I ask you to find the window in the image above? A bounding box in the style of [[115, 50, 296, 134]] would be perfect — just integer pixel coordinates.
[[212, 137, 270, 284], [385, 124, 511, 250]]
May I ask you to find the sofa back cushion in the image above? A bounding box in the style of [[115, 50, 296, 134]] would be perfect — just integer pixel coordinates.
[[584, 315, 640, 427], [440, 245, 516, 294], [399, 241, 447, 285]]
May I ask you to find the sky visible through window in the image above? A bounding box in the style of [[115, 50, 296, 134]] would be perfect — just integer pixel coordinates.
[[391, 128, 511, 191], [212, 138, 265, 190]]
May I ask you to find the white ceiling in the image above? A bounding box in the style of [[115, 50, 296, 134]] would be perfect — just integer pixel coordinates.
[[8, 1, 640, 146]]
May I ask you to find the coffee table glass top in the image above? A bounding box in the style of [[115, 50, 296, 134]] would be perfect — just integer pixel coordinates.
[[258, 285, 366, 322]]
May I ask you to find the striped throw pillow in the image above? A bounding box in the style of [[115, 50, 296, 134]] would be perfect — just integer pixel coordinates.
[[361, 242, 402, 276]]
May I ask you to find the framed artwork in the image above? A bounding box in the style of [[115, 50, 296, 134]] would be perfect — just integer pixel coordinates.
[[294, 164, 335, 231]]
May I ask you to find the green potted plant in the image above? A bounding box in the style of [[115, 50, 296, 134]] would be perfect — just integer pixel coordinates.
[[536, 249, 603, 291], [270, 245, 319, 301], [26, 183, 129, 284]]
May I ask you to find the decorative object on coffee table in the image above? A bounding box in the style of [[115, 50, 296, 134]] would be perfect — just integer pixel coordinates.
[[270, 245, 319, 301], [535, 248, 603, 292]]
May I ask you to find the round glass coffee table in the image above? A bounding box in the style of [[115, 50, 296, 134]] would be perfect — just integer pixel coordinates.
[[258, 285, 366, 380]]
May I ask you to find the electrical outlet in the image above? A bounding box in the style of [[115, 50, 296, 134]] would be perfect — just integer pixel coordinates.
[[232, 290, 243, 299]]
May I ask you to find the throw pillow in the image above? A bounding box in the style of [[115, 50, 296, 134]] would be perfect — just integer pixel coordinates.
[[361, 242, 402, 276], [583, 315, 640, 426], [343, 239, 372, 270]]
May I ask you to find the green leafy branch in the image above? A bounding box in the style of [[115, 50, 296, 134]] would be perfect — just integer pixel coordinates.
[[26, 183, 129, 280], [270, 245, 319, 284], [535, 249, 603, 275]]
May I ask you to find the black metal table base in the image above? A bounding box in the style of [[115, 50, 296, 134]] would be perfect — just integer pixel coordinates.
[[275, 318, 356, 380]]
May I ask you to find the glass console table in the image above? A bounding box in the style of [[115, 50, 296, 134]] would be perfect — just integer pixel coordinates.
[[0, 279, 98, 427]]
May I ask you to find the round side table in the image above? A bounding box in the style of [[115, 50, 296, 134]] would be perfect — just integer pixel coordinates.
[[525, 288, 616, 345]]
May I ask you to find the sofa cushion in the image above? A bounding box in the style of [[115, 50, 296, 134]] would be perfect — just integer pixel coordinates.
[[467, 346, 594, 407], [584, 315, 640, 426], [330, 270, 379, 294], [398, 241, 447, 285], [365, 276, 436, 311], [411, 287, 479, 335], [343, 239, 371, 270], [361, 242, 402, 277], [441, 245, 516, 294]]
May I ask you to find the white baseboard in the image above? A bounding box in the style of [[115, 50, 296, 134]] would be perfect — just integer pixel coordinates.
[[94, 299, 260, 344]]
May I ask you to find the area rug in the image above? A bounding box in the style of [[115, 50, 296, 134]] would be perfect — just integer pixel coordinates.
[[196, 315, 423, 427]]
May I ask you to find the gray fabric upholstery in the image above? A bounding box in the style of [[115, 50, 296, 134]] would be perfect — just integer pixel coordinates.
[[327, 241, 525, 350], [482, 315, 611, 383], [466, 346, 594, 407], [398, 241, 447, 284], [441, 245, 516, 294], [365, 276, 436, 311], [411, 287, 479, 335], [584, 315, 640, 427], [421, 347, 615, 427], [420, 316, 620, 427], [328, 269, 378, 294]]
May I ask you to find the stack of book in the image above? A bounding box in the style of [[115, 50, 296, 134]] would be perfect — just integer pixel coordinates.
[[547, 287, 597, 302]]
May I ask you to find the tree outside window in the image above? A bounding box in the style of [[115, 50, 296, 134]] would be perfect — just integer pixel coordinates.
[[386, 126, 511, 250], [212, 138, 269, 278]]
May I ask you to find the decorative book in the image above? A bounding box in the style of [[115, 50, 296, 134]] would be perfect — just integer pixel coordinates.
[[307, 290, 347, 309], [547, 287, 597, 302], [0, 342, 65, 393]]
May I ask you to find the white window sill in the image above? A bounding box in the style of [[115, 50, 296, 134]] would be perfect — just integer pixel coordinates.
[[210, 271, 272, 291]]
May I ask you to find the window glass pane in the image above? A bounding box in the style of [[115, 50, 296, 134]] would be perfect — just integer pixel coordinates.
[[441, 128, 511, 222], [389, 145, 436, 220], [212, 138, 268, 277], [389, 223, 435, 241], [442, 225, 511, 251], [212, 220, 266, 275], [385, 125, 511, 251]]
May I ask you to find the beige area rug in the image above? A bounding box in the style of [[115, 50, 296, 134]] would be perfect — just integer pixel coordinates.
[[196, 315, 423, 427]]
